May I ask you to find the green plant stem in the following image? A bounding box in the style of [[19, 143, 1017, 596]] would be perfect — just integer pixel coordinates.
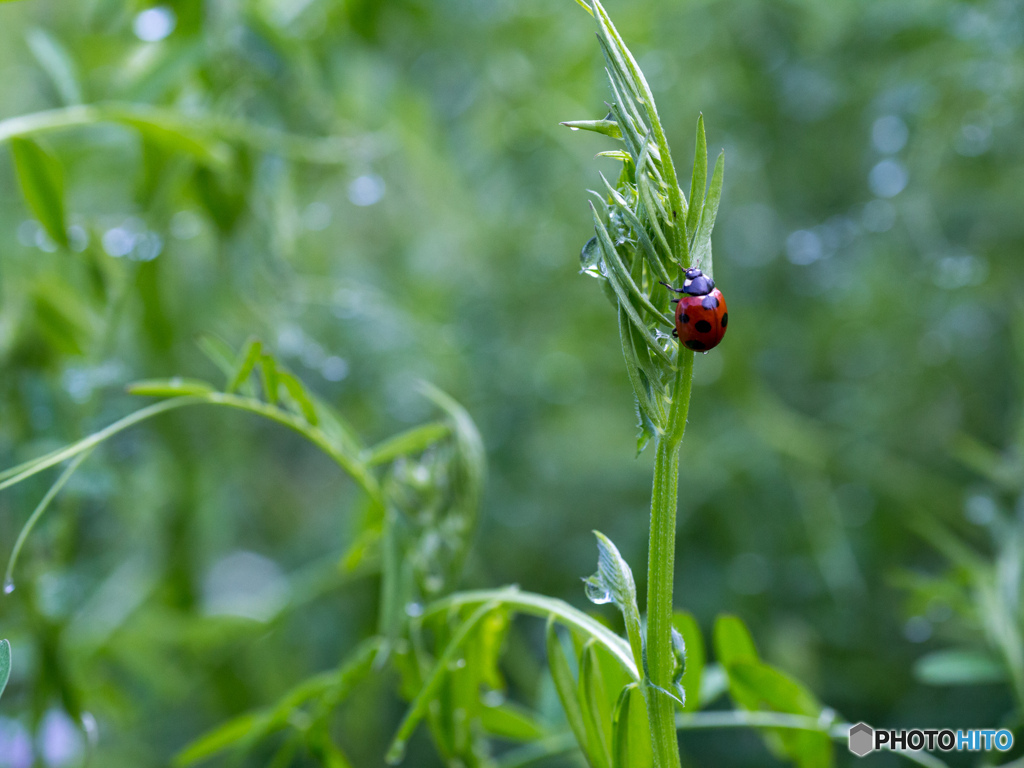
[[644, 349, 694, 768]]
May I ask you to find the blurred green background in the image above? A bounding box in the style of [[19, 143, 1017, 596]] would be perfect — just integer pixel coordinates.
[[1, 0, 1023, 765]]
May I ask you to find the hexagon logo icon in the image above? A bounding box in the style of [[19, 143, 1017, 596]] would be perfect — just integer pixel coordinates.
[[848, 722, 874, 757]]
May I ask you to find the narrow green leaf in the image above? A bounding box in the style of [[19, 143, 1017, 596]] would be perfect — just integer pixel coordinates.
[[0, 640, 10, 702], [174, 713, 270, 767], [26, 28, 83, 106], [259, 353, 280, 404], [673, 611, 705, 712], [195, 333, 237, 381], [278, 371, 319, 425], [562, 119, 622, 140], [226, 338, 263, 394], [914, 649, 1007, 685], [618, 308, 665, 431], [579, 641, 613, 768], [367, 422, 451, 466], [307, 729, 355, 768], [546, 618, 590, 760], [0, 399, 200, 492], [386, 602, 497, 764], [584, 532, 644, 672], [691, 150, 724, 277], [635, 165, 677, 265], [116, 111, 230, 169], [479, 702, 547, 742], [685, 114, 707, 239], [127, 378, 217, 397], [597, 221, 673, 327], [602, 70, 645, 157], [591, 206, 673, 365], [175, 639, 379, 766], [10, 136, 68, 248], [4, 449, 92, 593], [600, 174, 672, 285], [612, 684, 653, 768]]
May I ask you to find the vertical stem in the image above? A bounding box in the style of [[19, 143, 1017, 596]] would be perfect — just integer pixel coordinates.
[[644, 349, 694, 768]]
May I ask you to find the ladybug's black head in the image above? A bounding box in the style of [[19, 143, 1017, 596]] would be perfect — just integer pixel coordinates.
[[681, 267, 715, 296]]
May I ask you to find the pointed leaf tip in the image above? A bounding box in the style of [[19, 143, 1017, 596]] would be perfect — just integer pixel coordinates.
[[584, 532, 637, 615]]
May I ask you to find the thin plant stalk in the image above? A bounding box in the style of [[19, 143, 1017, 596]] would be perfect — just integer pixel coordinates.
[[644, 349, 694, 768]]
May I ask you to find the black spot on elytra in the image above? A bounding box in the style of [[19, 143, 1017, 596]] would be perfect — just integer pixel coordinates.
[[695, 320, 712, 333], [701, 295, 719, 310], [680, 314, 690, 324], [721, 313, 728, 327], [685, 339, 706, 350]]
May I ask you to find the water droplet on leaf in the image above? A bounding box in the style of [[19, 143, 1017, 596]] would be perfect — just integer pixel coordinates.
[[584, 581, 612, 605]]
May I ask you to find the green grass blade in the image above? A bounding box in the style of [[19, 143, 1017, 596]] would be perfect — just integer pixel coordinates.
[[0, 397, 201, 491], [600, 175, 672, 285], [579, 640, 613, 768], [546, 618, 590, 763], [259, 354, 280, 404], [691, 150, 724, 276], [561, 119, 622, 140], [0, 640, 10, 702], [612, 683, 653, 768], [4, 449, 92, 593], [386, 602, 498, 765], [591, 206, 673, 365], [686, 115, 707, 239], [10, 136, 68, 248], [619, 306, 666, 430], [226, 338, 263, 394], [174, 712, 271, 767], [479, 702, 547, 742], [278, 371, 319, 425], [367, 422, 451, 466], [175, 639, 379, 767], [26, 28, 82, 106]]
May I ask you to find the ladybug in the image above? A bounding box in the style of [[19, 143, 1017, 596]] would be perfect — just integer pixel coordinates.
[[660, 268, 728, 352]]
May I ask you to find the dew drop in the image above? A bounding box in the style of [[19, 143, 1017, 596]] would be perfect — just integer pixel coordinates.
[[569, 126, 580, 131], [4, 578, 14, 595], [585, 581, 613, 605]]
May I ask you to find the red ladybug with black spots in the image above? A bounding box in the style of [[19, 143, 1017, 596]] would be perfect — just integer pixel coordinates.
[[660, 267, 728, 352]]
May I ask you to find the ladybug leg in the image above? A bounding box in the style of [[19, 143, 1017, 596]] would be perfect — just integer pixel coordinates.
[[659, 281, 685, 294], [671, 329, 678, 337], [671, 298, 680, 304]]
